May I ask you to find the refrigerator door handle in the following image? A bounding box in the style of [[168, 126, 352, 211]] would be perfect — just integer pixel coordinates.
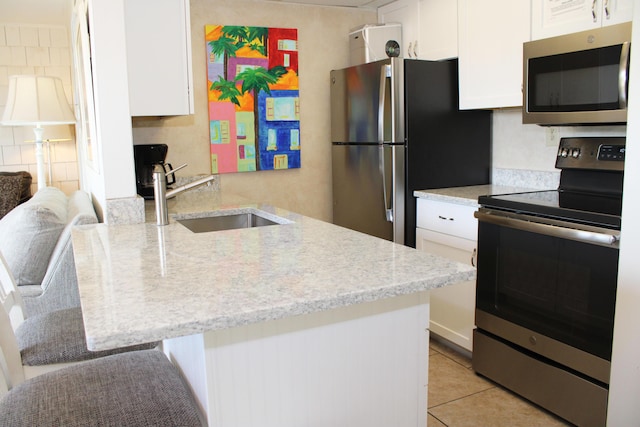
[[379, 64, 393, 222], [379, 145, 393, 222]]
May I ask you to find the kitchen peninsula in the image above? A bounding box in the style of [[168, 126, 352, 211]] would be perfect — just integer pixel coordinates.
[[71, 191, 475, 426]]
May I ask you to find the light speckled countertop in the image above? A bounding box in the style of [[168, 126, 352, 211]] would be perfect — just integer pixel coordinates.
[[72, 191, 475, 351], [414, 184, 538, 207]]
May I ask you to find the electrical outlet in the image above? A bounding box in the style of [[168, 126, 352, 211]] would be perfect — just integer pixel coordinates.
[[545, 127, 559, 147]]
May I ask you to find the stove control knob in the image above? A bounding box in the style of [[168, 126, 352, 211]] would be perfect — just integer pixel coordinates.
[[560, 148, 569, 158], [571, 148, 580, 158]]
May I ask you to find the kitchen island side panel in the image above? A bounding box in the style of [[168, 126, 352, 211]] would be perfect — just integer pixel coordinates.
[[179, 291, 430, 427]]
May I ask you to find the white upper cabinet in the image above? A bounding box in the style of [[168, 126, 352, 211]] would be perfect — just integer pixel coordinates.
[[458, 0, 531, 110], [124, 0, 194, 116], [417, 0, 458, 60], [531, 0, 634, 40], [378, 0, 457, 60], [378, 0, 421, 59]]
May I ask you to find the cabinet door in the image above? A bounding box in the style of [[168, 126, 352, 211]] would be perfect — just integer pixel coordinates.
[[532, 0, 634, 40], [378, 0, 420, 59], [417, 0, 458, 60], [416, 228, 476, 351], [125, 0, 194, 116], [601, 0, 634, 27], [458, 0, 531, 109]]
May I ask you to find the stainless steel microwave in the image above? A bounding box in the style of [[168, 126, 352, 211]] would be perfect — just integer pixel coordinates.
[[523, 22, 631, 125]]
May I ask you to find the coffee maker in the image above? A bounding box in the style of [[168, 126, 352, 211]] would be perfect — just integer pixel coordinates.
[[134, 144, 176, 199]]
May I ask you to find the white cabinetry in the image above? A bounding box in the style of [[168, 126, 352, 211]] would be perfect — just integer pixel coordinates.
[[417, 0, 458, 60], [458, 0, 531, 109], [531, 0, 634, 40], [124, 0, 194, 116], [378, 0, 420, 58], [378, 0, 457, 60], [416, 198, 477, 352]]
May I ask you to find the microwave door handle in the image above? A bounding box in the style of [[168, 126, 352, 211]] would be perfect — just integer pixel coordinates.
[[379, 65, 393, 222], [618, 41, 631, 109]]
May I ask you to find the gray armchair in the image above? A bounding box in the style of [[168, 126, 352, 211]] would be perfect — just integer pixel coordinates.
[[0, 188, 98, 317]]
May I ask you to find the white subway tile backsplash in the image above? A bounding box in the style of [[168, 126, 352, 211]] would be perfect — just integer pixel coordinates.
[[26, 46, 50, 66], [20, 144, 36, 164], [50, 28, 68, 47], [18, 66, 36, 75], [49, 47, 70, 66], [38, 28, 51, 47], [1, 24, 77, 194], [14, 126, 34, 143], [9, 47, 26, 66], [6, 66, 23, 76], [65, 162, 79, 180], [0, 127, 14, 147], [54, 141, 77, 162], [19, 27, 39, 47], [0, 67, 8, 85], [0, 47, 11, 66], [2, 145, 22, 165], [4, 26, 20, 47], [44, 66, 71, 84], [41, 124, 74, 142], [52, 162, 67, 181]]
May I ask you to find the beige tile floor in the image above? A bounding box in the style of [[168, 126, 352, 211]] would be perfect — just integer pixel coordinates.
[[427, 338, 573, 427]]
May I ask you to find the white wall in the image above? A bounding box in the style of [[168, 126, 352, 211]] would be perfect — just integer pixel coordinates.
[[606, 5, 640, 424], [0, 23, 79, 194]]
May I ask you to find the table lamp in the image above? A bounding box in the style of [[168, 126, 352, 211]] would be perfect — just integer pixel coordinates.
[[1, 75, 76, 190]]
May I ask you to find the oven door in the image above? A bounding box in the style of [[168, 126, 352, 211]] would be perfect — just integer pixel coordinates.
[[475, 208, 619, 366]]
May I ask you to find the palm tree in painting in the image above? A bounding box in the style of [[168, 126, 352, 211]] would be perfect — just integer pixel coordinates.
[[209, 26, 290, 170], [235, 65, 288, 170], [210, 76, 243, 106], [223, 26, 268, 56], [208, 34, 238, 80]]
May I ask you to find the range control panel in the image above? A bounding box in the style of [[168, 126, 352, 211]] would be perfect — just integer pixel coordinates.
[[555, 137, 625, 171], [597, 144, 626, 162]]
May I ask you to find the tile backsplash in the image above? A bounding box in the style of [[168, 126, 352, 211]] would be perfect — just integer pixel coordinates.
[[492, 108, 626, 175], [0, 23, 78, 194]]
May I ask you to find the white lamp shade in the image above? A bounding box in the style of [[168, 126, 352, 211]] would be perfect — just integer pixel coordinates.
[[1, 75, 76, 126]]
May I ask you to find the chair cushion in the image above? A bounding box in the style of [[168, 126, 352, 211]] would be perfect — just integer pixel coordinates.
[[0, 187, 67, 286], [0, 350, 205, 427], [16, 307, 158, 365], [0, 174, 23, 219]]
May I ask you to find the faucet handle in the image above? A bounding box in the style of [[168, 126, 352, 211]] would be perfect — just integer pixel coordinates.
[[165, 163, 187, 176]]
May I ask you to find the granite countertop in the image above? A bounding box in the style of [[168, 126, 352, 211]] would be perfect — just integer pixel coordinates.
[[414, 184, 538, 207], [72, 191, 475, 351]]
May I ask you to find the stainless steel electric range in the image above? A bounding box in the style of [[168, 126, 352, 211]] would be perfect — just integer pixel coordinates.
[[473, 137, 624, 427]]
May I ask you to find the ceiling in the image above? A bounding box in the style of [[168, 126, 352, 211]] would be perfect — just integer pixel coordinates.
[[3, 0, 389, 26]]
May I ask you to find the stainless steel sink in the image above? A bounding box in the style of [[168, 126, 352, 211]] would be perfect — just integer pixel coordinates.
[[177, 212, 280, 233]]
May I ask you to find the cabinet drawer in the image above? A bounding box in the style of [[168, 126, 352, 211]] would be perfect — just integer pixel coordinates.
[[416, 198, 478, 240]]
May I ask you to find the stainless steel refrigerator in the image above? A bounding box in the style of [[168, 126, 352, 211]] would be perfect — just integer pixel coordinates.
[[330, 58, 492, 247]]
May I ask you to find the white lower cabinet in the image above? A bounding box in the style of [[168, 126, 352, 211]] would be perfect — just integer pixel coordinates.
[[416, 198, 477, 351]]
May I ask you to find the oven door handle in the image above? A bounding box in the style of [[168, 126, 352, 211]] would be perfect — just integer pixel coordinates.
[[474, 210, 620, 247]]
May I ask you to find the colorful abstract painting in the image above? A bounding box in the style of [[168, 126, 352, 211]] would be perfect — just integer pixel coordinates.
[[206, 25, 301, 174]]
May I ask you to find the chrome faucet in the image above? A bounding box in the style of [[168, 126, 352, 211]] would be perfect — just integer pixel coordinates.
[[153, 163, 216, 226]]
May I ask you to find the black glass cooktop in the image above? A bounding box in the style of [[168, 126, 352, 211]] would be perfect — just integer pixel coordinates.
[[478, 190, 622, 229]]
